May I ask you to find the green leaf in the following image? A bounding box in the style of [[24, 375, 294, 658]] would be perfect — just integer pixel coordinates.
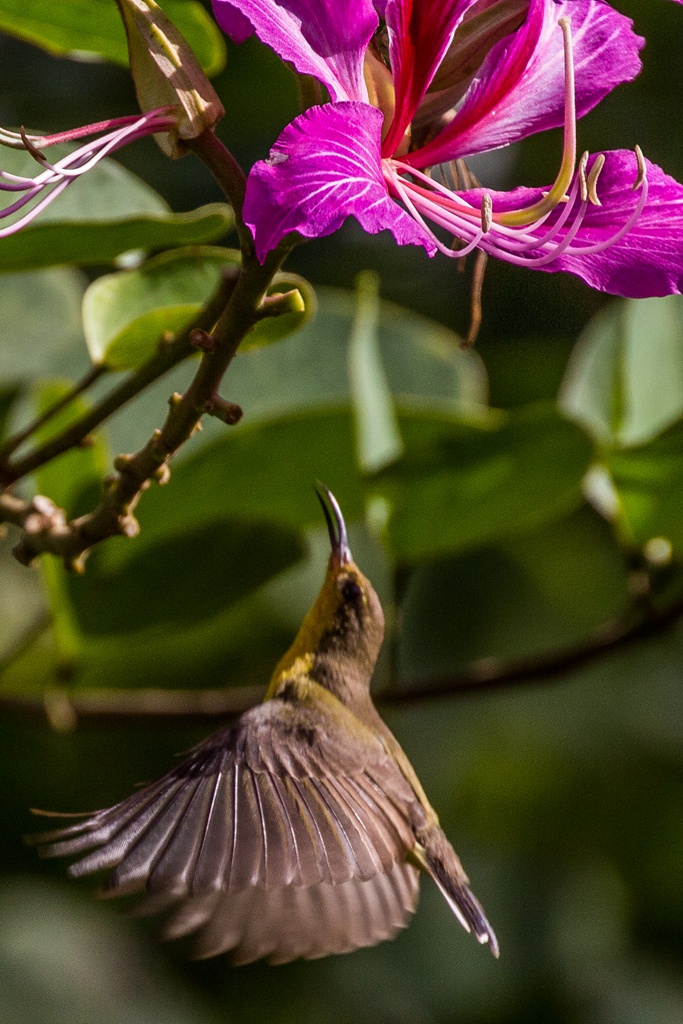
[[81, 250, 314, 371], [68, 518, 306, 635], [399, 506, 629, 679], [606, 418, 683, 556], [134, 408, 364, 545], [560, 296, 683, 447], [82, 247, 241, 370], [348, 272, 403, 474], [224, 286, 488, 424], [0, 147, 232, 271], [0, 207, 233, 274], [30, 381, 110, 670], [0, 268, 85, 383], [374, 404, 595, 562], [0, 0, 226, 75], [33, 381, 109, 517]]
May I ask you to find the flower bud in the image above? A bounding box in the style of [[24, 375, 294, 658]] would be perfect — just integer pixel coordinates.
[[116, 0, 224, 157]]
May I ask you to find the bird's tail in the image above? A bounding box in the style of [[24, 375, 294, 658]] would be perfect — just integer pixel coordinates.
[[413, 825, 499, 958]]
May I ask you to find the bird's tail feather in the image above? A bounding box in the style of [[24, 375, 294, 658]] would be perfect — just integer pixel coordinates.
[[414, 827, 499, 958]]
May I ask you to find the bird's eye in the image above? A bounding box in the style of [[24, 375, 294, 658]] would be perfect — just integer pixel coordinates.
[[340, 577, 362, 605]]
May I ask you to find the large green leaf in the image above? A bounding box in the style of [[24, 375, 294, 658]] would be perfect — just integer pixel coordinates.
[[606, 418, 683, 556], [131, 403, 594, 567], [224, 286, 488, 424], [68, 517, 306, 635], [0, 204, 232, 274], [0, 268, 85, 383], [374, 404, 595, 562], [560, 296, 683, 447], [0, 0, 226, 74], [82, 248, 313, 371], [0, 148, 232, 271], [348, 272, 403, 474]]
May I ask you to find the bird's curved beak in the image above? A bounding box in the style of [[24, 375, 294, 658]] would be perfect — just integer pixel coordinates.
[[315, 484, 352, 567]]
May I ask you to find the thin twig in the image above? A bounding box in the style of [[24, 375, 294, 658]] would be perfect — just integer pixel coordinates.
[[386, 592, 683, 702], [2, 592, 682, 727], [0, 684, 265, 729], [187, 128, 251, 253], [0, 275, 234, 488], [0, 243, 289, 568], [0, 365, 105, 463]]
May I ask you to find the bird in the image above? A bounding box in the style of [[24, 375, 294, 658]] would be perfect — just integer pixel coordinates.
[[28, 485, 498, 965]]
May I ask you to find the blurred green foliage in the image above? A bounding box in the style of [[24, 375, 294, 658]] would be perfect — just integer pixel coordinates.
[[1, 1, 683, 1023]]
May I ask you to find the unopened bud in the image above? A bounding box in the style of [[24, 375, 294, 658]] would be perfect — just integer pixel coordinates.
[[116, 0, 224, 157]]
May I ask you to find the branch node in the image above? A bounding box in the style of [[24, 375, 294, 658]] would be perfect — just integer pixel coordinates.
[[113, 453, 135, 473], [168, 392, 183, 409], [153, 464, 172, 486], [256, 287, 305, 320], [12, 541, 35, 567], [118, 515, 140, 539], [203, 394, 243, 425], [65, 553, 88, 575], [190, 328, 217, 353], [32, 495, 61, 517]]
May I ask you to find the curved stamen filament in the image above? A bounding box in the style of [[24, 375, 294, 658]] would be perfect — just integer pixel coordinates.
[[0, 180, 71, 238], [497, 17, 577, 228], [384, 143, 648, 270], [387, 164, 485, 257], [0, 108, 179, 236]]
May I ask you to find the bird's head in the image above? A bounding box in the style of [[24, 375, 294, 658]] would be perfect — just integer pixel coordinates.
[[267, 486, 385, 708]]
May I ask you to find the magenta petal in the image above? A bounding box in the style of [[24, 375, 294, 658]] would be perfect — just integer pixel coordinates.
[[462, 152, 683, 296], [410, 0, 644, 167], [382, 0, 474, 155], [243, 102, 436, 260], [551, 153, 683, 298], [211, 0, 377, 101], [211, 2, 253, 42]]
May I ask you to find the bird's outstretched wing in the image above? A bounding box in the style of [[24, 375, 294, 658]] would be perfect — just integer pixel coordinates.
[[28, 695, 422, 963]]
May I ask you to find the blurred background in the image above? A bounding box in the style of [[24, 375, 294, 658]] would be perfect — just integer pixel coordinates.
[[1, 1, 683, 1021]]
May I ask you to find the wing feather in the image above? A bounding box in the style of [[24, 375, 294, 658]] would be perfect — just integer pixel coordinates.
[[186, 862, 420, 964], [146, 774, 224, 895], [29, 694, 423, 961], [227, 764, 265, 889], [270, 774, 325, 885], [102, 776, 204, 895], [190, 763, 235, 892]]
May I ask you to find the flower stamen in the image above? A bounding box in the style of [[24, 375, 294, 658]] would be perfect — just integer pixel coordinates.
[[481, 193, 493, 234], [0, 107, 179, 237], [633, 145, 646, 190], [497, 17, 577, 228], [586, 154, 605, 206], [578, 151, 589, 203]]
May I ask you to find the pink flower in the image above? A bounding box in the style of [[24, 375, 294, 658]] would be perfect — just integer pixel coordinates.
[[213, 0, 683, 297]]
